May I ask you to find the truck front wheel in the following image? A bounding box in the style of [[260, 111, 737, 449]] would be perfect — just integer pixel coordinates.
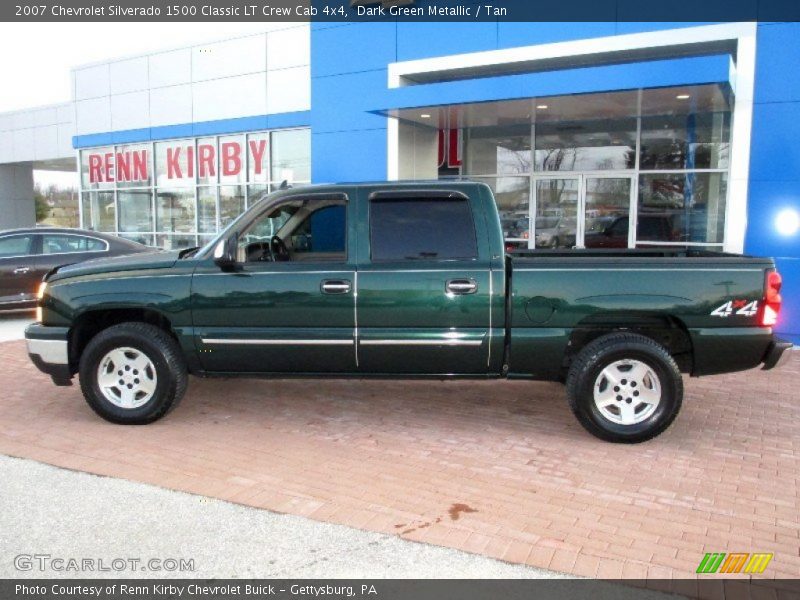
[[79, 322, 188, 424], [565, 332, 683, 443]]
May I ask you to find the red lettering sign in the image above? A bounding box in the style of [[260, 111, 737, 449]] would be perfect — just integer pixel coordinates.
[[221, 142, 241, 177], [448, 128, 462, 168], [88, 154, 102, 183], [132, 150, 148, 181], [166, 146, 196, 179], [104, 153, 115, 182], [186, 146, 194, 178], [249, 139, 267, 175], [166, 147, 183, 179], [87, 150, 150, 184], [437, 128, 462, 169], [85, 140, 253, 184], [116, 152, 130, 182], [198, 144, 215, 178]]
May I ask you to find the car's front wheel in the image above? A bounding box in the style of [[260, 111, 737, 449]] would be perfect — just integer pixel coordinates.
[[79, 322, 187, 424], [565, 332, 683, 443]]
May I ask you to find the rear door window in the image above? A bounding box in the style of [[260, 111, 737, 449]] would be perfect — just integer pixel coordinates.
[[41, 234, 107, 254], [369, 196, 478, 261]]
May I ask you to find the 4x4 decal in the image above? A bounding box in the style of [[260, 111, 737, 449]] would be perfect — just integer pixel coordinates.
[[710, 299, 759, 317]]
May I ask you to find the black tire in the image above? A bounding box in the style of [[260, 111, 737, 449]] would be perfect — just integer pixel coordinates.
[[79, 322, 188, 424], [565, 332, 683, 443]]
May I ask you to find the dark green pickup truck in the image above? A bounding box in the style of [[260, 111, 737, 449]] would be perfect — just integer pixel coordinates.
[[25, 181, 791, 442]]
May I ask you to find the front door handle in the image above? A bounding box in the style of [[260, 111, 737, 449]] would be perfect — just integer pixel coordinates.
[[13, 267, 31, 275], [321, 279, 352, 294], [446, 278, 478, 295]]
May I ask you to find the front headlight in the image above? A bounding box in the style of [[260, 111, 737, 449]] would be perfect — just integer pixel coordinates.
[[36, 282, 47, 322]]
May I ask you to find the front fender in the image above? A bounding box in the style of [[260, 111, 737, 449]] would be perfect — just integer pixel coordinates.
[[41, 273, 194, 329]]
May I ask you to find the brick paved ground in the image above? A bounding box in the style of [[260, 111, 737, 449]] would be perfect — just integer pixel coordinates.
[[1, 340, 798, 596]]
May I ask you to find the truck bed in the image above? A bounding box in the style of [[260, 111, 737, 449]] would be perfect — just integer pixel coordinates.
[[505, 250, 775, 380]]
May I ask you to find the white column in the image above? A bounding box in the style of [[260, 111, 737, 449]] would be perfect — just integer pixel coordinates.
[[725, 24, 758, 254]]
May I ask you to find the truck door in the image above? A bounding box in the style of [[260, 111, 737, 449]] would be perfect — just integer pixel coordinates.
[[190, 191, 358, 373], [355, 188, 492, 374]]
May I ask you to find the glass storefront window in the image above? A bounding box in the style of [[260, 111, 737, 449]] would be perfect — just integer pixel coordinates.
[[155, 140, 194, 187], [534, 119, 636, 172], [118, 189, 153, 233], [81, 191, 116, 232], [120, 233, 154, 247], [456, 106, 730, 249], [247, 184, 271, 208], [639, 113, 730, 170], [197, 137, 217, 185], [219, 135, 245, 185], [583, 178, 633, 249], [271, 129, 311, 183], [115, 143, 152, 188], [79, 128, 310, 249], [156, 188, 195, 233], [247, 133, 270, 183], [197, 186, 217, 234], [80, 147, 115, 190], [219, 185, 245, 228], [473, 177, 530, 246], [156, 234, 198, 251], [637, 173, 727, 245], [534, 178, 579, 249], [464, 125, 531, 175]]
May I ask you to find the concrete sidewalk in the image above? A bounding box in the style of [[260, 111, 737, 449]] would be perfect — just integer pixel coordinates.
[[0, 454, 566, 580]]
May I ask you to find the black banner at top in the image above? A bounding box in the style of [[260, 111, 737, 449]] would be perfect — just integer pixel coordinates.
[[3, 0, 800, 22]]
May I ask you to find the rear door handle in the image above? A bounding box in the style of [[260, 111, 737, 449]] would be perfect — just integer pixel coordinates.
[[13, 267, 31, 275], [321, 279, 352, 294], [446, 278, 478, 295]]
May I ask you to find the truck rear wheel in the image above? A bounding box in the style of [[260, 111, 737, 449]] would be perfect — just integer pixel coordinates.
[[79, 322, 187, 424], [566, 332, 683, 443]]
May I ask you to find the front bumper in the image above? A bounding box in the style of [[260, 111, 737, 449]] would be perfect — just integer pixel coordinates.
[[25, 323, 73, 384], [762, 338, 793, 370]]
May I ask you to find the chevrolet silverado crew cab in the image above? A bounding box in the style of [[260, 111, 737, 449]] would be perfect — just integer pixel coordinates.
[[25, 182, 791, 443]]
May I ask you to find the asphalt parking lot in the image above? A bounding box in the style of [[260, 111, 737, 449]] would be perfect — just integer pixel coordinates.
[[0, 322, 798, 595]]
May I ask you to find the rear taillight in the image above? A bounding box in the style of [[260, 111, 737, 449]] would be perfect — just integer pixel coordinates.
[[760, 269, 782, 327]]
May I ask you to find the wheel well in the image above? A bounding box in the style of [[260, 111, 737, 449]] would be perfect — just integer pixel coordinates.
[[69, 309, 176, 370], [565, 314, 694, 375]]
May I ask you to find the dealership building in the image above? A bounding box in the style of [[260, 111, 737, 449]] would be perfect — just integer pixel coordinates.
[[0, 20, 799, 342]]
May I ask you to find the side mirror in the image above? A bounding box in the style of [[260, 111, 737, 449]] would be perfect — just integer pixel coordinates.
[[213, 233, 239, 270]]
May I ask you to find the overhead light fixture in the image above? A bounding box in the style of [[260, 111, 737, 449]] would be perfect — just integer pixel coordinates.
[[536, 104, 549, 110], [420, 113, 431, 118], [676, 94, 691, 100]]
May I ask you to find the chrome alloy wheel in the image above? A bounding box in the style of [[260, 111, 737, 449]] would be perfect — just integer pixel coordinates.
[[96, 346, 157, 409], [593, 359, 661, 425]]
